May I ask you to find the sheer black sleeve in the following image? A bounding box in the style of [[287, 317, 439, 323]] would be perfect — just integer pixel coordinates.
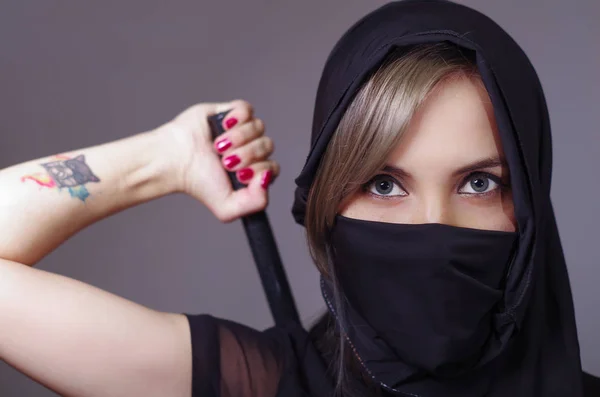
[[184, 314, 287, 397]]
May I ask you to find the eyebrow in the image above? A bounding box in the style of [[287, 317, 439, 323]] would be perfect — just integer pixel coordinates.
[[381, 157, 507, 178], [452, 157, 507, 176]]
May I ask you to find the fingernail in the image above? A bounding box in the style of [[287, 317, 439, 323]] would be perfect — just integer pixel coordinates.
[[237, 167, 254, 181], [223, 154, 241, 169], [225, 117, 238, 129], [215, 138, 231, 153], [261, 170, 273, 190]]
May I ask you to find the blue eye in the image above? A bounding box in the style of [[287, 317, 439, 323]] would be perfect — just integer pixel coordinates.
[[366, 175, 407, 197], [459, 173, 500, 194]]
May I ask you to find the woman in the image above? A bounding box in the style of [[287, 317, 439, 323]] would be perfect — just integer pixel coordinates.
[[0, 1, 596, 396]]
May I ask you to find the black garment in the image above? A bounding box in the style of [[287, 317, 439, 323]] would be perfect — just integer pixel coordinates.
[[184, 314, 600, 397]]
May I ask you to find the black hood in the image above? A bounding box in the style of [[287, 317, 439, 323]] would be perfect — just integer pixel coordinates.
[[292, 0, 582, 395]]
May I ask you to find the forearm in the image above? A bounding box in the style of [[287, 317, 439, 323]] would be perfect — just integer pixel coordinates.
[[0, 127, 178, 265]]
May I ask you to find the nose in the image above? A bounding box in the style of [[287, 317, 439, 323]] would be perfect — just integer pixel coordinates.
[[410, 195, 453, 225]]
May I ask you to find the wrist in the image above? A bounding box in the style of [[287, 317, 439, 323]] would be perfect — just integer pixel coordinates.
[[148, 122, 191, 195]]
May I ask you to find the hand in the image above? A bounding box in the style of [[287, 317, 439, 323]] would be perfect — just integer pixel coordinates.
[[160, 99, 279, 222]]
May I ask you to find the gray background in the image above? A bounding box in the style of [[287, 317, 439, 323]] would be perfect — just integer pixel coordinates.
[[0, 0, 597, 395]]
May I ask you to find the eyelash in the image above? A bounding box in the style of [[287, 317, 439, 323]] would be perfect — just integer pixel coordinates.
[[362, 172, 509, 200]]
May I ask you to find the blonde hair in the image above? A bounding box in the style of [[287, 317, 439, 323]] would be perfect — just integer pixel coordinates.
[[305, 42, 480, 395]]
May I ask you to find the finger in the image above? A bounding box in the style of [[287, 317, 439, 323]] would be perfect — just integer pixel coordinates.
[[207, 99, 254, 130], [235, 160, 280, 185], [213, 118, 265, 155], [215, 169, 273, 223], [221, 136, 274, 172]]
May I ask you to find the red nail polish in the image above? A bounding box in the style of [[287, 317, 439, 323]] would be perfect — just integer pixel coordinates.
[[225, 117, 238, 129], [215, 138, 231, 153], [261, 170, 273, 189], [237, 167, 254, 181], [223, 155, 241, 169]]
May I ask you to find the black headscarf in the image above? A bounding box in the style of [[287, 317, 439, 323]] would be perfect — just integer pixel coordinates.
[[291, 0, 583, 395]]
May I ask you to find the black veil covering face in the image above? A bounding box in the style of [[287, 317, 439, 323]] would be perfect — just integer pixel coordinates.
[[291, 0, 583, 395]]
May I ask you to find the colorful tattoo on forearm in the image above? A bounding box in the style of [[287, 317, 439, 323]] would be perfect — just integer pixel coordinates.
[[21, 154, 100, 202]]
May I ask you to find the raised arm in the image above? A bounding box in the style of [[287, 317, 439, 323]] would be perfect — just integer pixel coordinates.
[[0, 100, 278, 396], [0, 100, 275, 266]]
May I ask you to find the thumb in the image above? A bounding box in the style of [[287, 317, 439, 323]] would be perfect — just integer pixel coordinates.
[[171, 99, 252, 131], [200, 99, 254, 120], [216, 170, 272, 223]]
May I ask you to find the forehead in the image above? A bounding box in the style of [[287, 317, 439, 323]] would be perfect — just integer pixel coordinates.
[[389, 76, 503, 167]]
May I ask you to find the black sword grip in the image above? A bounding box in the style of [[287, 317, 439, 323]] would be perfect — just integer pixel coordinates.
[[207, 110, 300, 326]]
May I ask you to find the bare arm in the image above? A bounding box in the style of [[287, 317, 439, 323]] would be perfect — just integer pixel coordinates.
[[0, 129, 175, 265], [0, 100, 277, 396], [0, 258, 192, 397]]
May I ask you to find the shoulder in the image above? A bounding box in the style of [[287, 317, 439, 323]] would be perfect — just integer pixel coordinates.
[[185, 313, 301, 360], [184, 314, 332, 397]]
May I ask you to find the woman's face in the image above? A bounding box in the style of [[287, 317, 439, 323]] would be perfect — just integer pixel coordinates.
[[340, 76, 516, 232]]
